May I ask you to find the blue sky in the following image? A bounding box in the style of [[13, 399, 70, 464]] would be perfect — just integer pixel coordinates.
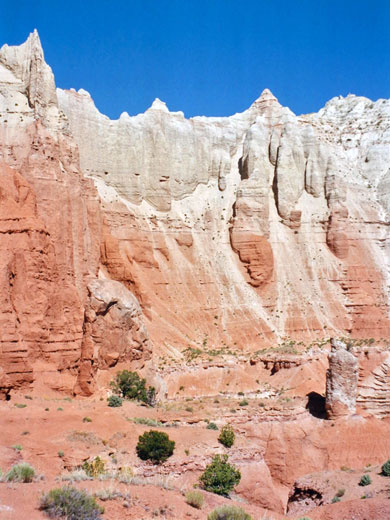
[[1, 0, 389, 118]]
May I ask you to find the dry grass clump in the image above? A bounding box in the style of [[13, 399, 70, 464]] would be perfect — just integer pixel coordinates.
[[185, 490, 204, 509]]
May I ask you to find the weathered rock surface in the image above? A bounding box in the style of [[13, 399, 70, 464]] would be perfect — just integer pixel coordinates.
[[0, 32, 150, 394], [58, 73, 390, 352], [326, 339, 358, 418], [75, 279, 152, 395], [1, 31, 390, 393], [356, 347, 390, 417]]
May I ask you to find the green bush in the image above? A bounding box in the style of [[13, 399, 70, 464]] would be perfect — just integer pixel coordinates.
[[359, 474, 372, 486], [331, 496, 340, 503], [207, 422, 218, 430], [381, 459, 390, 476], [110, 370, 156, 406], [336, 488, 345, 497], [185, 490, 204, 509], [239, 399, 249, 407], [218, 424, 235, 448], [107, 395, 123, 407], [40, 486, 104, 519], [199, 454, 241, 496], [5, 463, 35, 483], [207, 504, 252, 519], [136, 430, 175, 464], [82, 457, 105, 478]]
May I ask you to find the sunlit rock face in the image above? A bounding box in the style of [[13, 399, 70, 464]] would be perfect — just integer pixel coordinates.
[[0, 31, 389, 394], [58, 81, 390, 353], [0, 32, 150, 395], [325, 339, 358, 419]]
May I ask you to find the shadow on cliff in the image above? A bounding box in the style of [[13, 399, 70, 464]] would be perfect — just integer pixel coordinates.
[[306, 391, 326, 419]]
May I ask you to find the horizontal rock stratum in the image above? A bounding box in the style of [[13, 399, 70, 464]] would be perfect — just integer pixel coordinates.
[[0, 30, 390, 394]]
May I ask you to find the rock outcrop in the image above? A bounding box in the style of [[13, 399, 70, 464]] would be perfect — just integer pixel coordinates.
[[325, 339, 358, 419], [1, 31, 390, 394], [75, 279, 152, 395], [356, 348, 390, 417], [0, 32, 151, 395], [58, 77, 390, 351]]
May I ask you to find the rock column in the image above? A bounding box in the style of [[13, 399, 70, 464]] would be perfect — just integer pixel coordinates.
[[325, 339, 358, 419]]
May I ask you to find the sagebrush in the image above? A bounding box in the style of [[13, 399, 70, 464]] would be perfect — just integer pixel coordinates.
[[107, 395, 122, 408], [207, 504, 252, 520], [40, 486, 104, 519]]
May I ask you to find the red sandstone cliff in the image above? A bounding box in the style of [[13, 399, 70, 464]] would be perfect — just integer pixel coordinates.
[[0, 32, 151, 396], [0, 31, 389, 395]]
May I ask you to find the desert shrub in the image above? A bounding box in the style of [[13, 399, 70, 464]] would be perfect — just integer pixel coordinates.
[[336, 488, 345, 497], [331, 496, 340, 503], [82, 417, 92, 423], [207, 504, 252, 519], [107, 395, 122, 407], [58, 451, 65, 458], [131, 417, 163, 427], [115, 466, 134, 483], [40, 486, 103, 519], [218, 424, 235, 448], [61, 469, 91, 482], [12, 444, 23, 451], [199, 454, 241, 496], [94, 486, 127, 501], [110, 370, 155, 406], [381, 459, 390, 476], [207, 422, 218, 430], [185, 490, 204, 509], [359, 474, 372, 486], [82, 457, 105, 478], [5, 463, 35, 483], [239, 399, 249, 407], [136, 430, 175, 464]]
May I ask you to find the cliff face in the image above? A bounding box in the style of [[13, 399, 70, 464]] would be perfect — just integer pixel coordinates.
[[0, 32, 389, 393], [0, 32, 151, 395], [57, 79, 390, 353]]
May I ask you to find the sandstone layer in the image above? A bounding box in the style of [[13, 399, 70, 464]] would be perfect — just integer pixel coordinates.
[[1, 31, 390, 395], [0, 32, 151, 395], [58, 64, 390, 354], [325, 339, 358, 419]]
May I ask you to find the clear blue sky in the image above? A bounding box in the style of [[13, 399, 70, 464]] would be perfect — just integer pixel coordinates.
[[1, 0, 389, 118]]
